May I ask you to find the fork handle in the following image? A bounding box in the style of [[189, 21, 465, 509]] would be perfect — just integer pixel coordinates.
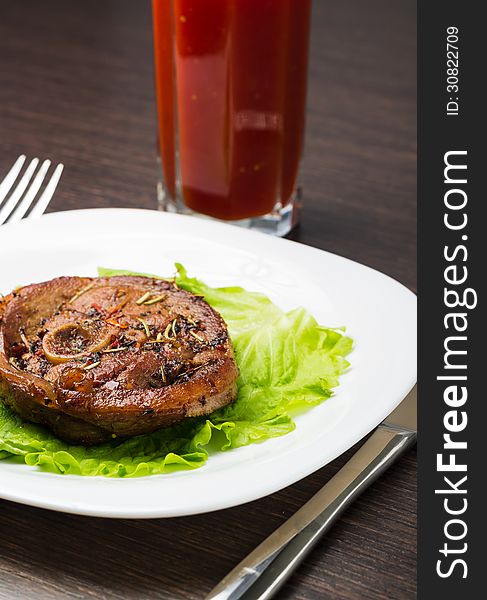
[[205, 426, 416, 600]]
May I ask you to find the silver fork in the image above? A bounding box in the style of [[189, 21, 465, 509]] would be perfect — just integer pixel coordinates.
[[0, 155, 64, 225]]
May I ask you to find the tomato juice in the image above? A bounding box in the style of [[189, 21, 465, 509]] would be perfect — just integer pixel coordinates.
[[152, 0, 311, 221]]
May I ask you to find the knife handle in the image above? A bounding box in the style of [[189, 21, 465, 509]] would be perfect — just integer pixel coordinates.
[[205, 426, 416, 600]]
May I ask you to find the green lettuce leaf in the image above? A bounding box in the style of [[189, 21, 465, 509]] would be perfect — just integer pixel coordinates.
[[0, 265, 352, 477]]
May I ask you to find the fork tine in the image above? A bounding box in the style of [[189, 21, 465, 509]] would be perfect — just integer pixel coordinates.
[[28, 163, 64, 219], [0, 155, 26, 206], [0, 158, 39, 225], [8, 160, 52, 224]]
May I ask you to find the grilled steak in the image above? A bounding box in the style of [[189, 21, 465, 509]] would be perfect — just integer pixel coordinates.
[[0, 276, 238, 444]]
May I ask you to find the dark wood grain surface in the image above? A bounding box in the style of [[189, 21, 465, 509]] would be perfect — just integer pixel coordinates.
[[0, 1, 416, 599]]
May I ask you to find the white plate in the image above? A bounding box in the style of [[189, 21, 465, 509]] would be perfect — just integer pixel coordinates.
[[0, 209, 416, 518]]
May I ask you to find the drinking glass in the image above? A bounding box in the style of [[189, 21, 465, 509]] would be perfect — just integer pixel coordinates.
[[152, 0, 311, 236]]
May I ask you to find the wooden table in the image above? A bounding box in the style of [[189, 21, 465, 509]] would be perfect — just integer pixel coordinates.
[[0, 1, 416, 598]]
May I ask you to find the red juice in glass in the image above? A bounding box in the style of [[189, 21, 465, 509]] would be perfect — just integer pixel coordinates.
[[152, 0, 311, 235]]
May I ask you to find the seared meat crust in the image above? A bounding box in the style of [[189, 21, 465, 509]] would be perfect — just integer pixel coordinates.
[[0, 276, 238, 444]]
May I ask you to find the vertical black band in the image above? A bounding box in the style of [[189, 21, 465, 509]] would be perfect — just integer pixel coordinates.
[[419, 1, 483, 596]]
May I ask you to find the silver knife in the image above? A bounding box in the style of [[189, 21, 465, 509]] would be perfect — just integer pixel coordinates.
[[205, 386, 417, 600]]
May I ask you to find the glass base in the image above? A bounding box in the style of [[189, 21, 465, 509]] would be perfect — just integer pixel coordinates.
[[157, 183, 301, 237]]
